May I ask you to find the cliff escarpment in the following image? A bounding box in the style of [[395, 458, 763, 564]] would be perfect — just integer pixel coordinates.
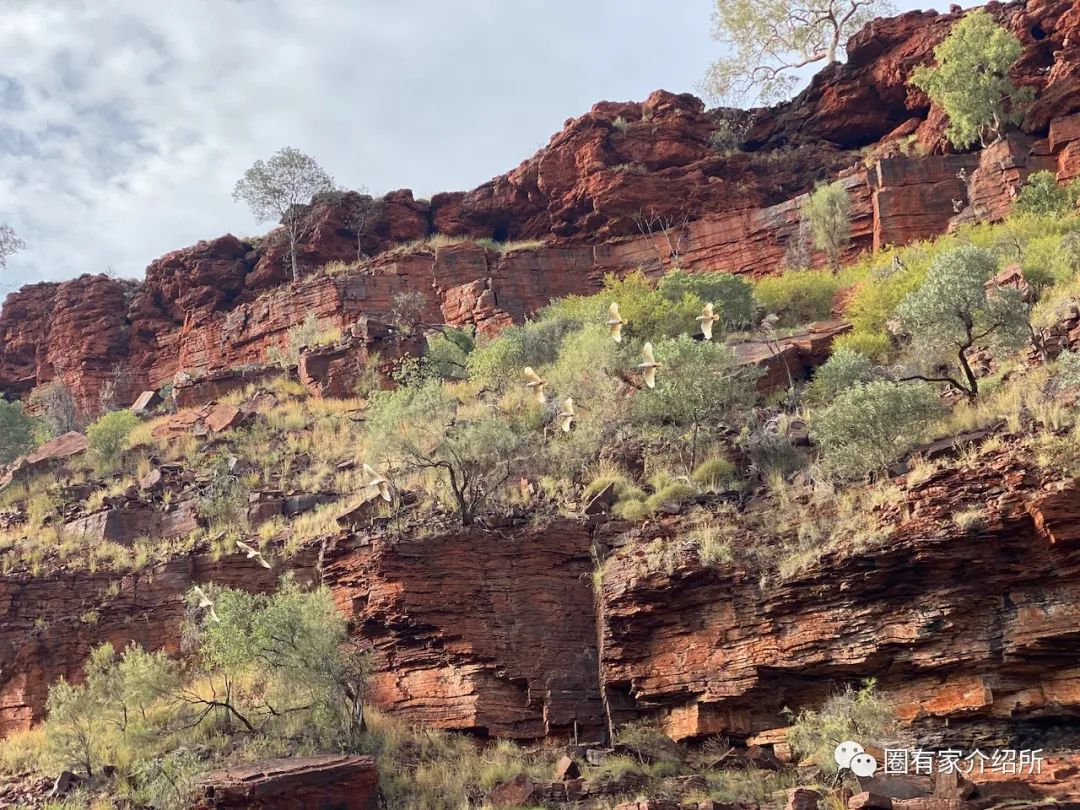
[[3, 0, 1080, 413]]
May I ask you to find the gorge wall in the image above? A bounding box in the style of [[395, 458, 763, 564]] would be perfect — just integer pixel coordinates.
[[3, 0, 1080, 413], [3, 450, 1079, 751]]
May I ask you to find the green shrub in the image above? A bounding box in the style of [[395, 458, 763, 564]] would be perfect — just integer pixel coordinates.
[[87, 410, 141, 471], [598, 271, 703, 340], [425, 327, 474, 380], [43, 643, 179, 778], [803, 181, 851, 270], [910, 9, 1032, 149], [0, 400, 38, 464], [1056, 350, 1080, 389], [831, 331, 892, 361], [753, 270, 841, 327], [633, 335, 761, 470], [810, 347, 877, 400], [657, 269, 754, 330], [1014, 171, 1078, 217], [786, 680, 897, 774], [812, 381, 945, 479]]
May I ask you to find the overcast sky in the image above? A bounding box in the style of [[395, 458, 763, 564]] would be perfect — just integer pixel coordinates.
[[1, 0, 940, 293]]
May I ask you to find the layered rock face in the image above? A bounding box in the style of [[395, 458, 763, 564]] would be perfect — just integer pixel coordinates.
[[600, 452, 1080, 746], [4, 0, 1080, 412], [320, 519, 606, 741], [6, 451, 1078, 754]]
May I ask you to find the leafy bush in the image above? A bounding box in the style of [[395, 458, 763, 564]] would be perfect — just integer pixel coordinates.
[[0, 400, 38, 464], [1014, 171, 1078, 217], [367, 379, 534, 525], [753, 270, 841, 327], [44, 643, 179, 778], [425, 327, 474, 380], [657, 269, 754, 330], [24, 579, 368, 801], [1056, 350, 1080, 389], [803, 181, 851, 270], [86, 410, 141, 471], [810, 347, 877, 400], [198, 576, 368, 748], [896, 245, 1029, 400], [598, 271, 703, 340], [633, 335, 761, 470], [786, 680, 897, 775], [812, 381, 945, 479], [910, 9, 1032, 149], [831, 330, 892, 361]]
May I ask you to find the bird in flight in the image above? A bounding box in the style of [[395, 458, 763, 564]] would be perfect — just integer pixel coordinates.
[[523, 367, 547, 404], [362, 463, 392, 502], [639, 342, 661, 388], [236, 539, 272, 569], [607, 302, 625, 343], [557, 398, 575, 433], [191, 585, 221, 623], [697, 302, 720, 340]]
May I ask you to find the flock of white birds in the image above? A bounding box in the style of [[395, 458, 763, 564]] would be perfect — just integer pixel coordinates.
[[524, 300, 722, 427], [188, 299, 724, 623]]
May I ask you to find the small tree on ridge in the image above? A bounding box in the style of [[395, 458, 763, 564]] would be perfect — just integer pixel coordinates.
[[233, 147, 337, 282]]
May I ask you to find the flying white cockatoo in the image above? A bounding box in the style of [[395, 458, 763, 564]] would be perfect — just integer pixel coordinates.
[[362, 463, 392, 502], [697, 302, 720, 341], [557, 398, 575, 433], [236, 539, 272, 570], [523, 367, 547, 404], [607, 302, 626, 343], [638, 342, 661, 389]]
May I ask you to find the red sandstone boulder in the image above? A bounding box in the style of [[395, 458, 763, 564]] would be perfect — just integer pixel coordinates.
[[1, 432, 89, 489], [205, 403, 245, 433], [194, 755, 378, 810], [489, 773, 543, 807]]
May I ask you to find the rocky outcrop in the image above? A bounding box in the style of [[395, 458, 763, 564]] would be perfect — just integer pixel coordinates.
[[6, 0, 1080, 412], [3, 448, 1080, 764], [320, 518, 605, 741], [194, 755, 379, 810], [731, 319, 852, 391], [298, 317, 424, 398], [0, 432, 88, 489], [599, 451, 1080, 746]]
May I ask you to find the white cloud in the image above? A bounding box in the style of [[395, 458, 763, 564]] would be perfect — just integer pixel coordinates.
[[0, 0, 933, 290]]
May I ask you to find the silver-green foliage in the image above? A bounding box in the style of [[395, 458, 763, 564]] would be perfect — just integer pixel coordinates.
[[810, 347, 877, 401], [896, 245, 1029, 399], [703, 0, 892, 104], [233, 147, 337, 281], [366, 379, 533, 525], [0, 400, 38, 465], [634, 335, 762, 468], [803, 181, 851, 270], [786, 680, 897, 775], [811, 380, 944, 478], [1013, 171, 1079, 217]]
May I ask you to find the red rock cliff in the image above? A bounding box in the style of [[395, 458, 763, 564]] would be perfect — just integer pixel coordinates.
[[3, 0, 1080, 412]]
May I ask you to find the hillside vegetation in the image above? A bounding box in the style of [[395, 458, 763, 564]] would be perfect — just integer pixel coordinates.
[[2, 169, 1080, 805]]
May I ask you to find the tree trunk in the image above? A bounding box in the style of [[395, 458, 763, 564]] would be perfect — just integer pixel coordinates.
[[958, 346, 979, 402], [289, 231, 300, 282]]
